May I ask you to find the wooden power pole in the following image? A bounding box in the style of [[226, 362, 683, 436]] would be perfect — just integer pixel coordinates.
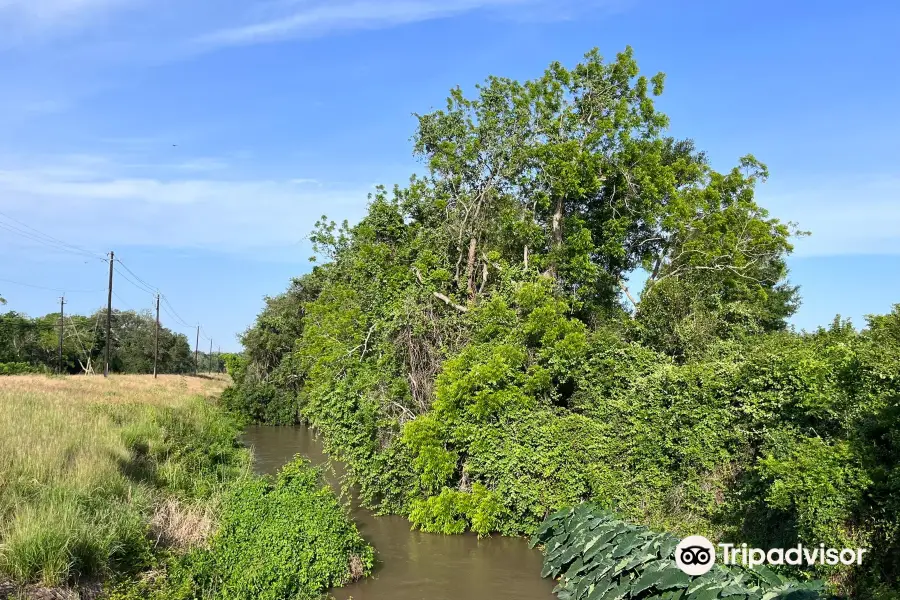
[[153, 293, 160, 379], [104, 251, 114, 377], [57, 296, 66, 374], [194, 325, 200, 375], [208, 337, 213, 373]]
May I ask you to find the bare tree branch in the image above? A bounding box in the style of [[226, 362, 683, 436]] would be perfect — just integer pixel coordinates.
[[618, 280, 638, 308], [413, 267, 469, 313]]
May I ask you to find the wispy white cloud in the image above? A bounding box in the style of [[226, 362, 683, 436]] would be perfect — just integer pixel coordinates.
[[0, 154, 369, 258], [118, 157, 230, 172], [761, 177, 900, 257], [194, 0, 585, 49], [0, 0, 140, 39], [2, 0, 614, 51]]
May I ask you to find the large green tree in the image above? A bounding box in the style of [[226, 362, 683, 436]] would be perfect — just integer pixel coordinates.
[[413, 47, 800, 342]]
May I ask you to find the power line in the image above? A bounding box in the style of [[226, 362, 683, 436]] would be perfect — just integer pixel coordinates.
[[161, 294, 193, 329], [115, 258, 158, 295], [113, 259, 202, 337], [0, 211, 105, 259], [112, 291, 133, 310], [0, 212, 106, 261], [113, 265, 156, 297], [0, 277, 105, 294], [0, 220, 91, 258], [160, 304, 196, 333]]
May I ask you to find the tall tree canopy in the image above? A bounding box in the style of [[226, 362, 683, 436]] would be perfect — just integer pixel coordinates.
[[409, 46, 799, 349]]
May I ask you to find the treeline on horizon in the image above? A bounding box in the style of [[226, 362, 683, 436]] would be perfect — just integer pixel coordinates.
[[0, 307, 223, 375], [222, 47, 897, 598]]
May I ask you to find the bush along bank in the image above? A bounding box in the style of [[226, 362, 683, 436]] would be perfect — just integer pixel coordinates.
[[222, 46, 900, 598], [532, 505, 827, 600], [107, 457, 374, 600]]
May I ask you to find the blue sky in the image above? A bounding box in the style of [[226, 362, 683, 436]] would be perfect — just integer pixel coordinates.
[[0, 0, 897, 351]]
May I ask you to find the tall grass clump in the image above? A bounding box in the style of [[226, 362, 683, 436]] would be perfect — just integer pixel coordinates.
[[0, 375, 249, 588]]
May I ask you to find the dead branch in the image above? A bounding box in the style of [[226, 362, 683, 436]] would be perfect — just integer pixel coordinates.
[[478, 261, 489, 295], [433, 292, 469, 313], [390, 400, 417, 423], [466, 237, 478, 300], [618, 280, 638, 308], [413, 267, 468, 313], [360, 325, 375, 362]]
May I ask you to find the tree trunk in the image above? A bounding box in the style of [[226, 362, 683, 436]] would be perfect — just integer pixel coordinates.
[[465, 237, 477, 300], [546, 195, 564, 278]]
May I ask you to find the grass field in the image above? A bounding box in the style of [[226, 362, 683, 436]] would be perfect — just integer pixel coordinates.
[[0, 374, 249, 590]]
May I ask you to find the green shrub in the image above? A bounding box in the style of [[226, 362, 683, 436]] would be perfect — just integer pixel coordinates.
[[220, 382, 299, 425], [204, 457, 373, 599], [409, 483, 504, 535], [0, 362, 49, 375], [222, 354, 248, 385]]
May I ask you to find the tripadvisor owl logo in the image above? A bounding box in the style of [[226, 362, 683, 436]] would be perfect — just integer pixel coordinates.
[[675, 535, 716, 576]]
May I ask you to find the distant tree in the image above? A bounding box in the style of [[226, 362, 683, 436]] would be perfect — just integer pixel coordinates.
[[0, 308, 195, 374]]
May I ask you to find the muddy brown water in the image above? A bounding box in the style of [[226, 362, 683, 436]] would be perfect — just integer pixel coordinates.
[[242, 424, 556, 600]]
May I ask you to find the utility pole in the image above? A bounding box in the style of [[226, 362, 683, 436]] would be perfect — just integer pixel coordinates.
[[104, 251, 114, 377], [217, 345, 221, 373], [58, 296, 66, 375], [208, 337, 213, 374], [194, 325, 200, 375], [153, 293, 160, 379]]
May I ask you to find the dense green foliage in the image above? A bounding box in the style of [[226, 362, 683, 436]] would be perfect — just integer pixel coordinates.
[[225, 48, 898, 597], [0, 308, 223, 374], [0, 361, 49, 375], [532, 504, 826, 600], [200, 457, 373, 599], [107, 458, 373, 600]]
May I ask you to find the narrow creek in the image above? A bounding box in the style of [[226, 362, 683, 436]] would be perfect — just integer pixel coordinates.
[[242, 424, 556, 600]]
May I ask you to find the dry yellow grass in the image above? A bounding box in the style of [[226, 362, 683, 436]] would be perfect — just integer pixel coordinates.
[[149, 498, 214, 551], [0, 373, 230, 408], [0, 373, 242, 588]]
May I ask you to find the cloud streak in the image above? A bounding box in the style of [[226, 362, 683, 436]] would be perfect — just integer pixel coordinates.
[[0, 0, 139, 38], [195, 0, 565, 48], [0, 155, 369, 260], [4, 153, 898, 262]]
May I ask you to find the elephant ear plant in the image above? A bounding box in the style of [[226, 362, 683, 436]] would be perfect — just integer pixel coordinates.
[[530, 504, 829, 600]]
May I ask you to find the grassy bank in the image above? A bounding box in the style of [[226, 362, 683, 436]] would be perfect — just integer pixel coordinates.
[[0, 374, 247, 590], [0, 374, 373, 599]]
